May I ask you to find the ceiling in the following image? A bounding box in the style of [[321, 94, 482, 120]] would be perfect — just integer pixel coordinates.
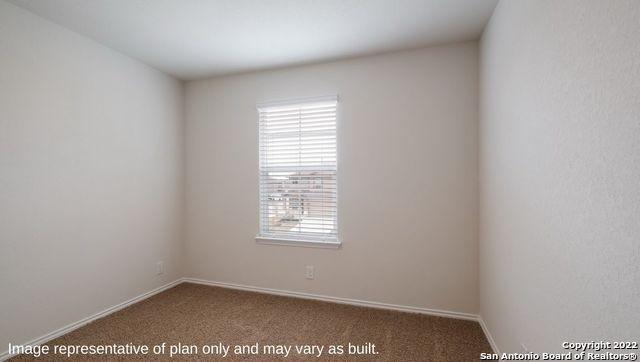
[[9, 0, 498, 80]]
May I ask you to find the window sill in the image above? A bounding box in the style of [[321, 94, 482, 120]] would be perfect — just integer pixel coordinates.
[[255, 236, 341, 249]]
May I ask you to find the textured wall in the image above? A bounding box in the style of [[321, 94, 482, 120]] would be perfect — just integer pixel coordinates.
[[0, 1, 184, 352], [185, 43, 480, 315], [480, 0, 640, 353]]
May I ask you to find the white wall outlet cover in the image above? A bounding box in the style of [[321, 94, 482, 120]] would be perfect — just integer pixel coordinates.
[[305, 266, 314, 280], [156, 261, 164, 275]]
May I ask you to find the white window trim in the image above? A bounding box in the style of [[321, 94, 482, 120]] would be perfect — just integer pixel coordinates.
[[255, 95, 341, 248], [255, 236, 341, 249], [256, 95, 338, 110]]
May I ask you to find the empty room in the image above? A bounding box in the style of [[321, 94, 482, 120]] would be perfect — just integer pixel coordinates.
[[1, 0, 638, 360]]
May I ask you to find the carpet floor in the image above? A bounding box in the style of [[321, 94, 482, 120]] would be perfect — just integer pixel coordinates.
[[11, 283, 491, 361]]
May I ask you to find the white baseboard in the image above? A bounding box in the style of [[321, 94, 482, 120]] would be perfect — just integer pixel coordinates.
[[183, 277, 479, 321], [0, 279, 183, 361], [478, 316, 500, 355]]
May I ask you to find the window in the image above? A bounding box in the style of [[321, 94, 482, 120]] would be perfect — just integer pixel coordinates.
[[257, 96, 339, 247]]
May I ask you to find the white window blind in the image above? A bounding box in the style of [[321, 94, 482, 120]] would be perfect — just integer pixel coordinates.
[[258, 96, 338, 244]]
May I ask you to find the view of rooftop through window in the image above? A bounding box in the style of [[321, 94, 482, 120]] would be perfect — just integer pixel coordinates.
[[258, 96, 338, 243]]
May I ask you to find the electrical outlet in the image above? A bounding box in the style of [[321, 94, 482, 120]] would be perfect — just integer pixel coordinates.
[[305, 265, 314, 280], [156, 261, 164, 275]]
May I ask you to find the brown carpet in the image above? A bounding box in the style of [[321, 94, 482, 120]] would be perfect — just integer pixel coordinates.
[[11, 283, 491, 361]]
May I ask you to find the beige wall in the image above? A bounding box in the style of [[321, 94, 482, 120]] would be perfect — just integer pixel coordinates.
[[0, 1, 184, 351], [479, 0, 640, 354], [185, 42, 479, 314]]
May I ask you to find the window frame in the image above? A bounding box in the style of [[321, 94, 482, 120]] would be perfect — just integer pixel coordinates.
[[255, 95, 341, 249]]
